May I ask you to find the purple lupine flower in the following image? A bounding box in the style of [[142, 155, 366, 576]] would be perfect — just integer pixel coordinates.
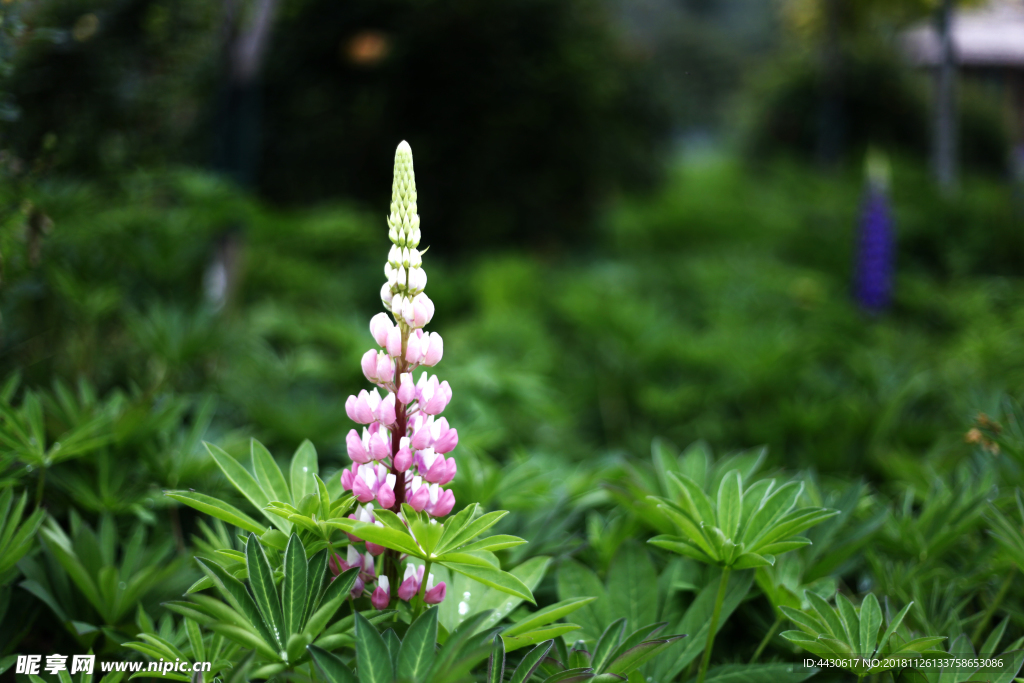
[[854, 183, 894, 313]]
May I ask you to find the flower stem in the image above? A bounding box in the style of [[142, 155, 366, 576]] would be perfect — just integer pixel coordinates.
[[750, 612, 783, 663], [697, 566, 731, 683], [415, 560, 433, 617]]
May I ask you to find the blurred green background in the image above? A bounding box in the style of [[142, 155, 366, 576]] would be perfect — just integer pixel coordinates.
[[3, 0, 1022, 476], [2, 0, 1024, 663]]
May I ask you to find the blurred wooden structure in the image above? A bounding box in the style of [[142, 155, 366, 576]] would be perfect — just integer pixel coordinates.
[[903, 0, 1024, 150]]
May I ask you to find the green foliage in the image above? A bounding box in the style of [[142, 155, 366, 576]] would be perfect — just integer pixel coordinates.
[[0, 486, 45, 586], [648, 467, 837, 570], [781, 593, 944, 675]]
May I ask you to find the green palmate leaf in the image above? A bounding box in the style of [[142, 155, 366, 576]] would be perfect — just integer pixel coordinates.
[[502, 625, 583, 652], [834, 594, 860, 651], [741, 482, 803, 546], [612, 623, 668, 660], [556, 560, 610, 641], [591, 619, 627, 673], [666, 472, 716, 526], [355, 611, 394, 683], [303, 568, 359, 640], [731, 553, 774, 570], [805, 592, 845, 641], [889, 636, 947, 655], [488, 634, 506, 683], [439, 561, 535, 603], [653, 503, 715, 558], [245, 533, 285, 648], [437, 510, 510, 556], [164, 491, 267, 535], [398, 606, 439, 681], [648, 535, 715, 565], [282, 533, 308, 638], [511, 640, 555, 683], [194, 558, 276, 648], [185, 617, 205, 662], [750, 508, 839, 551], [504, 598, 598, 638], [315, 473, 331, 521], [304, 549, 330, 625], [779, 606, 827, 638], [606, 636, 686, 676], [542, 667, 596, 683], [433, 504, 479, 553], [858, 593, 882, 657], [308, 645, 358, 683], [608, 541, 658, 633], [470, 556, 552, 633], [569, 641, 591, 669], [252, 440, 292, 512], [385, 629, 402, 673], [455, 535, 528, 553], [205, 442, 282, 531], [290, 440, 319, 505], [328, 519, 424, 558], [716, 471, 743, 540], [876, 602, 913, 654], [779, 631, 834, 660], [410, 517, 445, 557]]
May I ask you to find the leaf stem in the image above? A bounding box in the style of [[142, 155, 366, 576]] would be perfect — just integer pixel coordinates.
[[750, 611, 783, 663], [697, 566, 731, 683]]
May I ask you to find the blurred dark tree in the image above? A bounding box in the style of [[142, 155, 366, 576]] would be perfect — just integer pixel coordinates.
[[1, 0, 670, 250], [743, 43, 1010, 175], [0, 0, 220, 174], [258, 0, 670, 250]]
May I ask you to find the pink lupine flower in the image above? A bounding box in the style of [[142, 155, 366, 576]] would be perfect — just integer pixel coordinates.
[[393, 437, 414, 472], [345, 389, 397, 426], [405, 476, 431, 512], [397, 373, 416, 405], [430, 488, 456, 517], [372, 576, 391, 609], [345, 142, 460, 563], [346, 429, 370, 464], [424, 577, 447, 605], [330, 546, 373, 599], [416, 373, 452, 415], [402, 293, 435, 329], [361, 350, 395, 385], [347, 463, 397, 508], [385, 325, 403, 359], [370, 312, 393, 347], [417, 448, 457, 485], [409, 416, 458, 454], [346, 424, 390, 464], [398, 564, 425, 601], [405, 330, 444, 367]]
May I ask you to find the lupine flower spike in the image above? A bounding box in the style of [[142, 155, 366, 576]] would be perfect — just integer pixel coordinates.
[[340, 141, 452, 608], [854, 150, 894, 313]]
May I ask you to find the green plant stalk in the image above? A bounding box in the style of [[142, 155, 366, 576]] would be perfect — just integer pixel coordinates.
[[415, 560, 433, 617], [970, 568, 1015, 647], [750, 611, 783, 663], [697, 566, 731, 683]]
